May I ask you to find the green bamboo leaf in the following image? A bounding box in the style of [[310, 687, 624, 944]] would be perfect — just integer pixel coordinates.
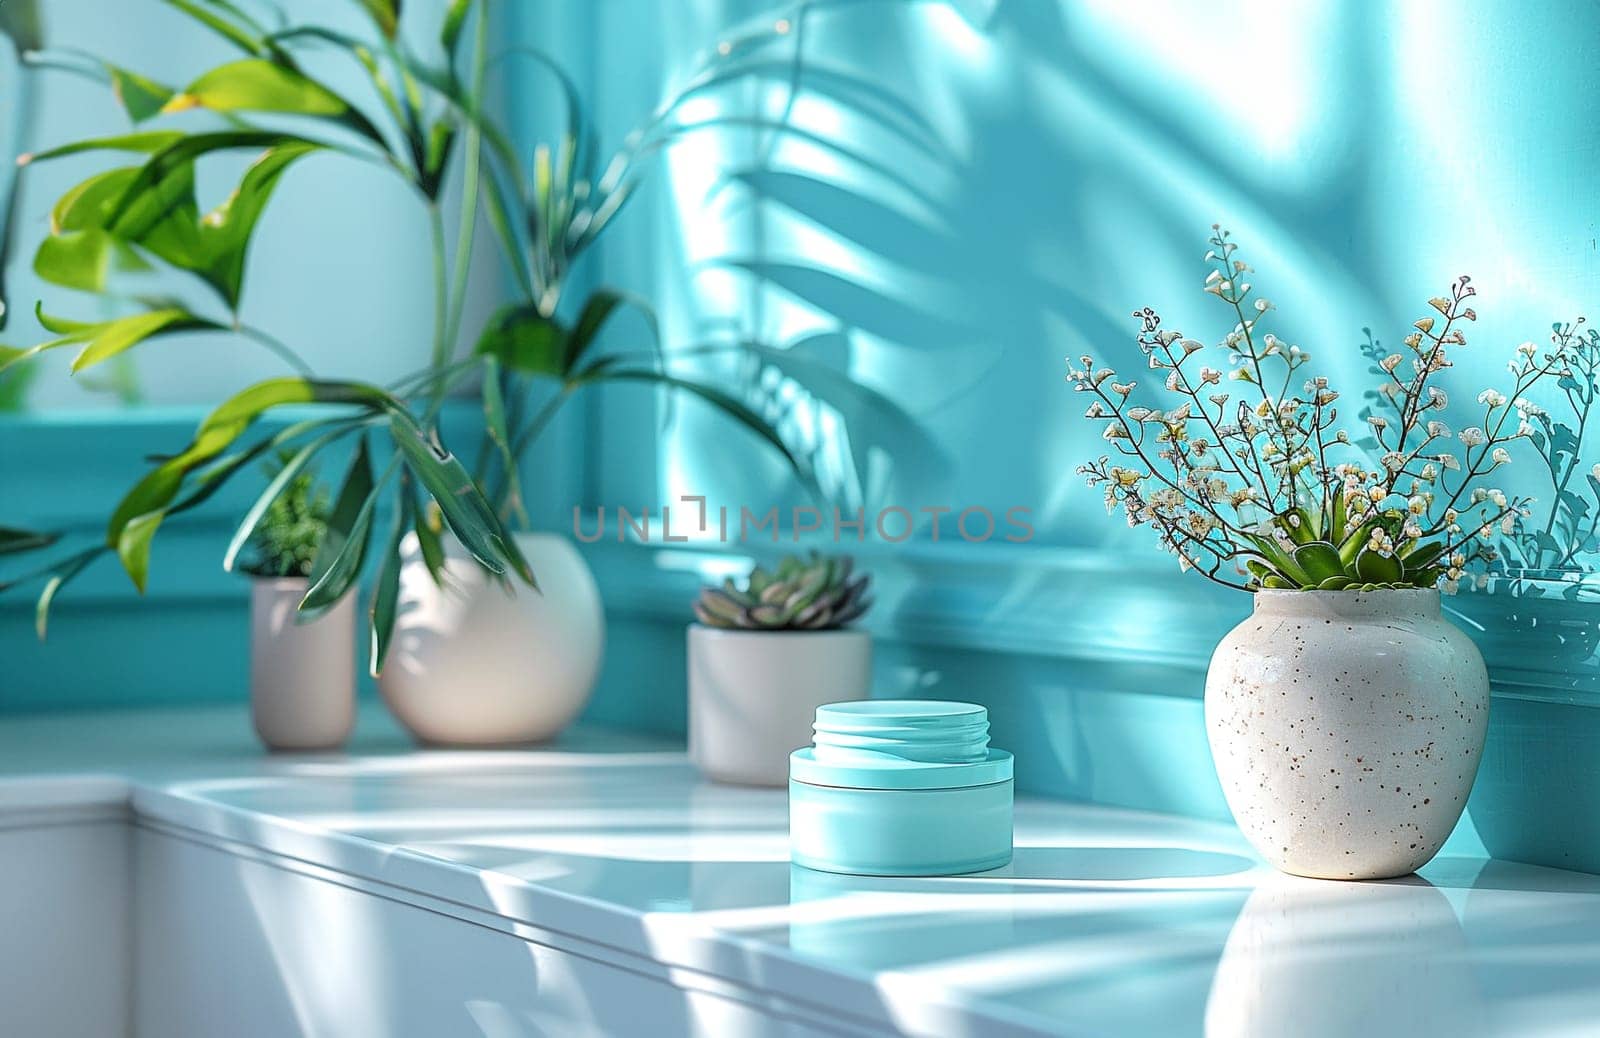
[[0, 0, 42, 51], [387, 412, 502, 573], [105, 378, 392, 589], [441, 0, 472, 56], [387, 410, 533, 585], [0, 307, 210, 377], [48, 136, 322, 304], [308, 436, 374, 580], [107, 65, 176, 122], [480, 356, 525, 522], [197, 142, 322, 305], [33, 230, 120, 292], [408, 479, 447, 585], [0, 526, 58, 556], [357, 0, 402, 38], [35, 549, 100, 640], [479, 169, 534, 299], [222, 426, 349, 572], [475, 303, 567, 376], [115, 511, 166, 595], [162, 0, 265, 55], [165, 59, 348, 117], [21, 130, 186, 165], [0, 356, 33, 409], [27, 51, 179, 124], [368, 484, 411, 676], [565, 289, 658, 374], [71, 308, 211, 372], [52, 168, 140, 234], [424, 117, 457, 187], [301, 446, 388, 620]]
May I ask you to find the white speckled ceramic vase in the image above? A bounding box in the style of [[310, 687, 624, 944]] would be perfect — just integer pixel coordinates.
[[1205, 589, 1489, 880]]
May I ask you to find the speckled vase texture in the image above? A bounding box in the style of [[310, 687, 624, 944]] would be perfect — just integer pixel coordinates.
[[1205, 589, 1489, 880]]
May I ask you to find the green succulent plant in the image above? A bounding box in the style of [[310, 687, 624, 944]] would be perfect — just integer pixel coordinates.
[[240, 452, 328, 580], [695, 554, 872, 631]]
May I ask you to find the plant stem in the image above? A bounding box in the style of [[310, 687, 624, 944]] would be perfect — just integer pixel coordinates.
[[427, 202, 449, 405], [444, 3, 490, 355], [508, 385, 571, 459], [237, 323, 315, 378]]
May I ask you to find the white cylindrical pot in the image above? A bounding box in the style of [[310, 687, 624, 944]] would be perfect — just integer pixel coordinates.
[[687, 625, 871, 786], [1206, 589, 1489, 880], [250, 577, 356, 752], [378, 533, 604, 745]]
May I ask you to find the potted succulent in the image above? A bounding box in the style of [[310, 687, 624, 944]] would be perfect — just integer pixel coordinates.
[[0, 1, 817, 745], [239, 454, 353, 752], [689, 553, 873, 785], [1066, 226, 1579, 880]]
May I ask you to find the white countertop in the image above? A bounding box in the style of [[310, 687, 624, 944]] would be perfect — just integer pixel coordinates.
[[3, 703, 1598, 1037]]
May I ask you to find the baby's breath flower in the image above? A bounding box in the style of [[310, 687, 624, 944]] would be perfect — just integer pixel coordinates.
[[1477, 389, 1507, 408]]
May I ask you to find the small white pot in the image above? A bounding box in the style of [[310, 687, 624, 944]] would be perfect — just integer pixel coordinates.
[[1206, 588, 1489, 880], [250, 577, 355, 752], [687, 624, 872, 786], [378, 533, 603, 745]]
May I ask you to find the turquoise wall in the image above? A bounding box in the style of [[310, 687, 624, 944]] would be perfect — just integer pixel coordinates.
[[566, 0, 1600, 871], [3, 2, 1599, 873]]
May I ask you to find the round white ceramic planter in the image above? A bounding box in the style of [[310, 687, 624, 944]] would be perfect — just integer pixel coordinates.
[[1205, 588, 1489, 880], [250, 577, 356, 752], [687, 625, 871, 786], [377, 532, 604, 746]]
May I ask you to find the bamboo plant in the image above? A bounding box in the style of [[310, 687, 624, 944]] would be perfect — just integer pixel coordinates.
[[0, 0, 808, 669]]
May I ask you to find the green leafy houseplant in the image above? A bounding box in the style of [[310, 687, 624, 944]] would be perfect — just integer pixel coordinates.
[[238, 453, 328, 579], [0, 0, 809, 670], [695, 553, 872, 631], [1067, 226, 1579, 593]]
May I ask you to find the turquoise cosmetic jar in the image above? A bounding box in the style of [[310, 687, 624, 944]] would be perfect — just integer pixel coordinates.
[[789, 700, 1014, 876]]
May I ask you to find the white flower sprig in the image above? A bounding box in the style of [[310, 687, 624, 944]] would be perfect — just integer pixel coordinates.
[[1066, 226, 1575, 593]]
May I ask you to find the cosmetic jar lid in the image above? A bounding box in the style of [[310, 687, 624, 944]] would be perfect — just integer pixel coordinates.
[[790, 700, 1014, 791]]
